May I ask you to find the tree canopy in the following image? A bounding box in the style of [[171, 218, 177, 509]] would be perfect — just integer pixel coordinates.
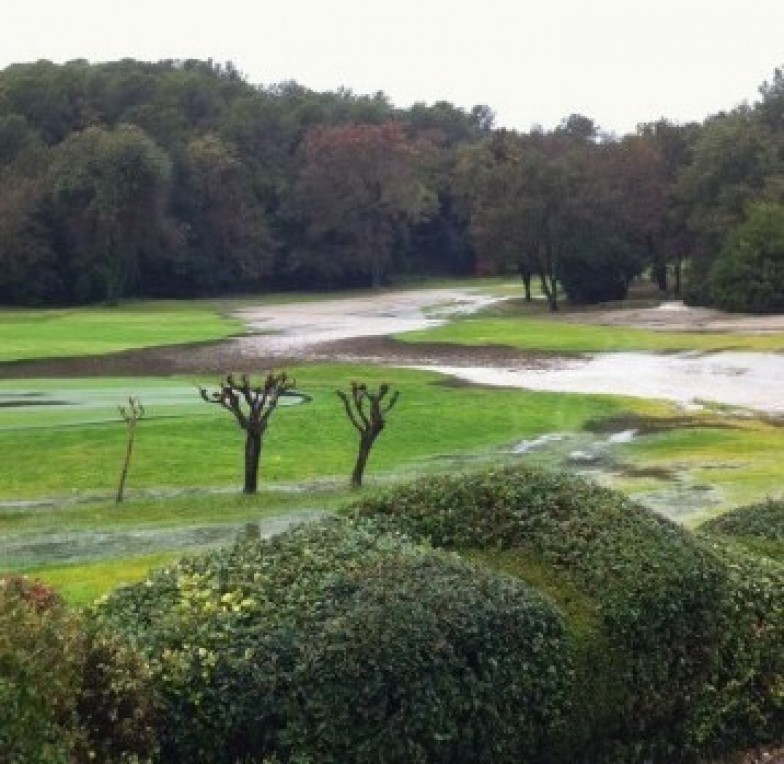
[[0, 58, 782, 312]]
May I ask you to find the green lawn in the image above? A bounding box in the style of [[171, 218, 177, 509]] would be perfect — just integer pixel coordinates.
[[0, 365, 635, 500], [4, 287, 784, 603], [1, 363, 653, 602], [398, 316, 784, 353], [616, 420, 784, 518], [0, 300, 243, 362]]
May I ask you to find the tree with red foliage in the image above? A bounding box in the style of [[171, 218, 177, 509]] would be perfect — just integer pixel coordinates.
[[293, 122, 437, 288]]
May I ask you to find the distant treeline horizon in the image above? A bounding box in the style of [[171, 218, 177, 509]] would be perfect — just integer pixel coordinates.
[[1, 58, 782, 312]]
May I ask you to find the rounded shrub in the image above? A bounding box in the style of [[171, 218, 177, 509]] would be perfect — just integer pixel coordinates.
[[93, 519, 574, 764], [685, 541, 784, 755], [348, 466, 739, 761], [708, 201, 784, 314], [0, 575, 86, 763], [700, 499, 784, 543]]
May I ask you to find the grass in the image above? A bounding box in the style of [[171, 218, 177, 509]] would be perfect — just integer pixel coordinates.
[[3, 283, 784, 603], [611, 418, 784, 522], [0, 279, 519, 364], [0, 365, 634, 500], [398, 316, 784, 353], [25, 552, 186, 605], [0, 300, 243, 362]]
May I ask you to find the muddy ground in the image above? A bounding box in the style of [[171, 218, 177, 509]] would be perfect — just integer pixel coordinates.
[[1, 290, 782, 383]]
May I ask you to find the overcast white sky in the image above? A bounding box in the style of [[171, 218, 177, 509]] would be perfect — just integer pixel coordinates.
[[3, 1, 783, 135]]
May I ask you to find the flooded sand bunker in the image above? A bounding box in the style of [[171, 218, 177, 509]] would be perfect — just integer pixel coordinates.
[[415, 351, 784, 415]]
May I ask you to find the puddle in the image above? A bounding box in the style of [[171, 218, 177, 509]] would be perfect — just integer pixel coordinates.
[[511, 433, 565, 454], [232, 288, 506, 354], [607, 429, 637, 444], [415, 351, 784, 415], [0, 510, 326, 568]]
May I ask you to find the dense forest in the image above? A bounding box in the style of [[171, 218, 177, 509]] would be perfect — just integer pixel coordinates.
[[0, 58, 782, 310]]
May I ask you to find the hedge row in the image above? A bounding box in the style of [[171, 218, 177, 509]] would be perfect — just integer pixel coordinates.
[[6, 466, 783, 763]]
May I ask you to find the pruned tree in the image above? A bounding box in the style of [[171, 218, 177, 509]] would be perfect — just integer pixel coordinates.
[[336, 382, 399, 488], [116, 396, 144, 504], [199, 372, 295, 494]]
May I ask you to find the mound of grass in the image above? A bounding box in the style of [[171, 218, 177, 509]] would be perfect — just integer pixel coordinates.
[[0, 301, 242, 362]]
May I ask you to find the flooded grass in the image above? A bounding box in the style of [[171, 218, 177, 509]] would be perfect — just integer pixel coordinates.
[[0, 366, 632, 500], [2, 285, 783, 599], [583, 412, 737, 435]]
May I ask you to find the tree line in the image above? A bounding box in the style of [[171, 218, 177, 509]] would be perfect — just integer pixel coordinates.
[[0, 58, 782, 311]]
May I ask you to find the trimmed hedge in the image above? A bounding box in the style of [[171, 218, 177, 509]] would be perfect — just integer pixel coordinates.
[[15, 466, 779, 763], [92, 520, 574, 764], [700, 499, 784, 542], [349, 466, 783, 761]]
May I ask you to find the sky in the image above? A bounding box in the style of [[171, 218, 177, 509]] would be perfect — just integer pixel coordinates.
[[3, 0, 783, 136]]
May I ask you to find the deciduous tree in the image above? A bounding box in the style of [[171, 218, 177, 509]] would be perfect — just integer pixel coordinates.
[[292, 122, 437, 288], [48, 124, 172, 303], [199, 372, 295, 494], [336, 381, 399, 488]]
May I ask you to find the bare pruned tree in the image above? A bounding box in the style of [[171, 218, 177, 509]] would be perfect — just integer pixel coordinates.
[[116, 396, 144, 504], [336, 382, 400, 488], [199, 372, 295, 494]]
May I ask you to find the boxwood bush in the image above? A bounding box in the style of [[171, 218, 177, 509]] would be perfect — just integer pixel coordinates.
[[92, 520, 574, 763], [700, 499, 784, 542], [349, 466, 783, 761]]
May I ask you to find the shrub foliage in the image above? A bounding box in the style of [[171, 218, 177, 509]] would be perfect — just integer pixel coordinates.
[[93, 520, 574, 763], [350, 466, 784, 761], [7, 466, 783, 763], [0, 575, 159, 763]]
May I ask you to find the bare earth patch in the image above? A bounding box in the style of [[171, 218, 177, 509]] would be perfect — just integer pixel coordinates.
[[0, 287, 550, 378], [574, 300, 784, 334]]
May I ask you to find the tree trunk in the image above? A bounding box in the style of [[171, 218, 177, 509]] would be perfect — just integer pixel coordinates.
[[244, 431, 262, 495], [116, 429, 135, 504], [653, 260, 668, 293], [650, 236, 667, 293], [539, 272, 559, 312], [520, 264, 532, 302], [351, 435, 375, 488], [673, 257, 682, 298]]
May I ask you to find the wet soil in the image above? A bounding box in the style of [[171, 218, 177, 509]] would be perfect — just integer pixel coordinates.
[[0, 335, 556, 379]]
